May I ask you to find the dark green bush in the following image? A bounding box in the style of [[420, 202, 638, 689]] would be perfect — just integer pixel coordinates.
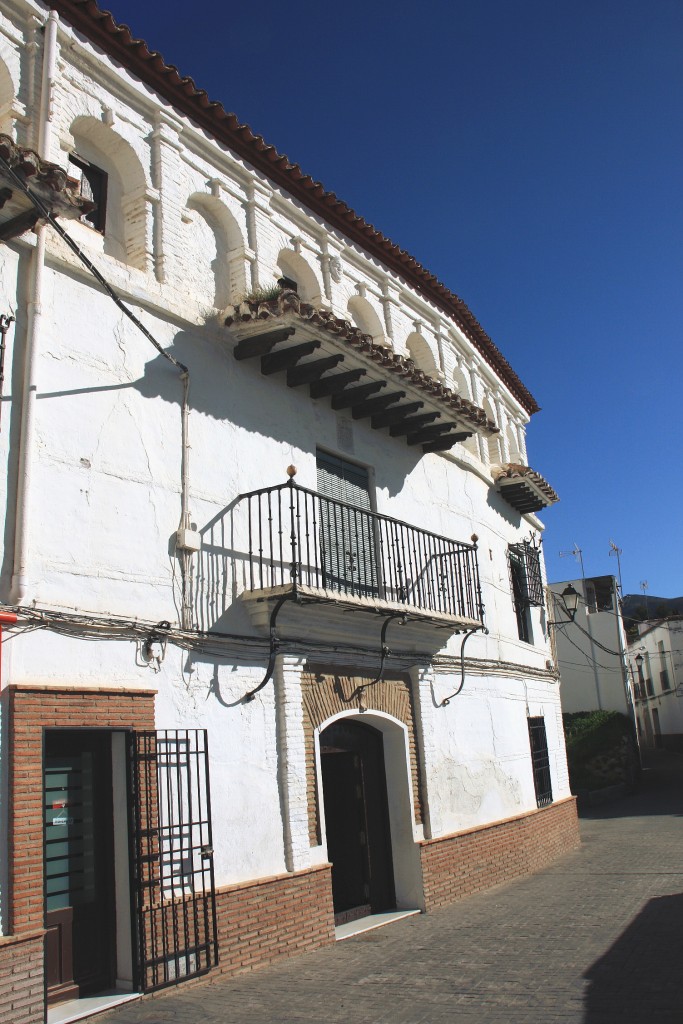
[[563, 711, 636, 793]]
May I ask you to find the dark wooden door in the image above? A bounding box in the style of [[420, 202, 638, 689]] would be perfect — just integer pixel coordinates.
[[44, 730, 116, 1004], [320, 719, 395, 924]]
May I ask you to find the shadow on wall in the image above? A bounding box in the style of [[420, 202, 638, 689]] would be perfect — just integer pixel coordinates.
[[0, 319, 431, 615], [583, 892, 683, 1023]]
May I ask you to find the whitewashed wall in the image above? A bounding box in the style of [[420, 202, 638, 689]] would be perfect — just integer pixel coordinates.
[[550, 578, 631, 715], [0, 0, 569, 912]]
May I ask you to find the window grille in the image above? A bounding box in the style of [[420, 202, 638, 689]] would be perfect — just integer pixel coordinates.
[[508, 542, 544, 608], [528, 716, 553, 808]]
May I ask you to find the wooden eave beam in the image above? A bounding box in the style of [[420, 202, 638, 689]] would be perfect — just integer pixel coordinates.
[[287, 353, 345, 387], [0, 208, 39, 242], [370, 401, 424, 429], [498, 480, 550, 513], [261, 340, 320, 375], [331, 379, 386, 410], [406, 422, 457, 445], [422, 431, 473, 453], [389, 411, 440, 437], [309, 367, 366, 398], [233, 327, 296, 361], [351, 391, 406, 420]]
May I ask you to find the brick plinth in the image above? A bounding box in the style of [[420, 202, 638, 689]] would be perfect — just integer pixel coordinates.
[[420, 796, 580, 911], [213, 863, 334, 977], [0, 931, 45, 1024]]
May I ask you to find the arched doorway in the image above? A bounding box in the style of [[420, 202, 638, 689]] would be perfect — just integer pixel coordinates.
[[320, 718, 395, 924]]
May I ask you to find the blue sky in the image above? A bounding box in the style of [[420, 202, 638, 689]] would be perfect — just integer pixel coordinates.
[[104, 0, 683, 597]]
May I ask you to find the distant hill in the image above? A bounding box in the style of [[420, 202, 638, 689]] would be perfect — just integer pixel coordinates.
[[621, 593, 683, 623]]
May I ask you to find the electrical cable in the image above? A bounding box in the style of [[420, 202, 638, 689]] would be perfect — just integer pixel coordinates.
[[0, 153, 187, 374], [554, 622, 624, 673]]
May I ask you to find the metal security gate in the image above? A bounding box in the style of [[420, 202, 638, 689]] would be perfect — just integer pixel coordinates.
[[129, 730, 218, 992]]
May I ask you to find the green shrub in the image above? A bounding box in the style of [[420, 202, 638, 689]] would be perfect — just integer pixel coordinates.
[[563, 711, 637, 793]]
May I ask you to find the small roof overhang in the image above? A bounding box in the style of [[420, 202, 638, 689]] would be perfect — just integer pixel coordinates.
[[493, 463, 559, 514], [0, 134, 94, 243], [225, 290, 499, 454]]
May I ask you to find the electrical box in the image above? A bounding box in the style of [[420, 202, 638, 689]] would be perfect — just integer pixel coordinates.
[[176, 528, 202, 552]]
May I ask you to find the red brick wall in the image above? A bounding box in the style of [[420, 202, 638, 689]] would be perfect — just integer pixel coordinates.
[[8, 685, 156, 935], [213, 863, 334, 976], [4, 684, 156, 1023], [0, 932, 45, 1024], [420, 796, 580, 910]]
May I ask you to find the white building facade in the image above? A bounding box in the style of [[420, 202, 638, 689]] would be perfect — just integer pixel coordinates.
[[549, 575, 633, 716], [629, 618, 683, 749], [0, 3, 578, 1022]]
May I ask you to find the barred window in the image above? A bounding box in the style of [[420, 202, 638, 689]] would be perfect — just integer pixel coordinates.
[[508, 542, 544, 608], [528, 716, 553, 808]]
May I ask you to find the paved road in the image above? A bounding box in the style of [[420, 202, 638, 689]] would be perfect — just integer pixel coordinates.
[[102, 752, 683, 1024]]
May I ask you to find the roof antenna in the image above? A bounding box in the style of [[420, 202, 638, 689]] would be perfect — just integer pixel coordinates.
[[608, 540, 623, 597], [559, 543, 585, 581]]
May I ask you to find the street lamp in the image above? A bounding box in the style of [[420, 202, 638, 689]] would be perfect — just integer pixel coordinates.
[[548, 583, 581, 626]]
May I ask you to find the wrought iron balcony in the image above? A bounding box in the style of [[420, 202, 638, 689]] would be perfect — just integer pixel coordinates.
[[236, 476, 485, 627]]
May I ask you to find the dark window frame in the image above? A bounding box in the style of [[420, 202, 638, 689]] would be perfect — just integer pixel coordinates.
[[68, 153, 108, 234], [508, 541, 543, 643], [528, 716, 553, 808]]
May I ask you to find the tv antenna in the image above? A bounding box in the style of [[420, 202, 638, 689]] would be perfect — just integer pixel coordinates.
[[559, 543, 585, 580], [640, 580, 650, 619], [608, 540, 623, 595]]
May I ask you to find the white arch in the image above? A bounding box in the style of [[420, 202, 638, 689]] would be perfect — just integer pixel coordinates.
[[315, 709, 423, 909], [69, 116, 149, 269], [0, 54, 15, 135], [482, 396, 501, 465], [405, 331, 439, 378], [185, 193, 246, 308], [451, 365, 479, 457], [347, 295, 388, 347], [506, 423, 522, 463], [276, 248, 323, 303]]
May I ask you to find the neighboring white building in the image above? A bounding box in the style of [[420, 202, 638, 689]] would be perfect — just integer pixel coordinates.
[[549, 575, 633, 716], [0, 3, 578, 1023], [629, 617, 683, 749]]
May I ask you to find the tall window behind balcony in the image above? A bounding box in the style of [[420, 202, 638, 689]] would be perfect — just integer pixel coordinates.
[[316, 450, 378, 597]]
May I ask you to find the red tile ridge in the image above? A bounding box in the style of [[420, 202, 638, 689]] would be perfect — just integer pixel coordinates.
[[45, 0, 540, 415]]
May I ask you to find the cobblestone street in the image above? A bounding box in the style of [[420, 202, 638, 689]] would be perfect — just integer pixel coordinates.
[[100, 752, 683, 1024]]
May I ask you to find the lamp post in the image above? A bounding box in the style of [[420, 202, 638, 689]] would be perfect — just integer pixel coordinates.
[[548, 583, 581, 626]]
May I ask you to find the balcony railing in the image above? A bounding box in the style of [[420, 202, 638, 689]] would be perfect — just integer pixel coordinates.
[[237, 478, 485, 622]]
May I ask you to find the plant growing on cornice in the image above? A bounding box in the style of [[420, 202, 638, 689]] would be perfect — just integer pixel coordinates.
[[240, 283, 284, 304]]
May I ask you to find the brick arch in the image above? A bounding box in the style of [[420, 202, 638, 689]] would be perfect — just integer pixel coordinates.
[[482, 395, 501, 465], [0, 52, 15, 134], [69, 115, 149, 269], [347, 294, 389, 348], [301, 668, 423, 846], [506, 422, 523, 463], [405, 330, 439, 378], [185, 192, 246, 308], [276, 248, 323, 304]]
